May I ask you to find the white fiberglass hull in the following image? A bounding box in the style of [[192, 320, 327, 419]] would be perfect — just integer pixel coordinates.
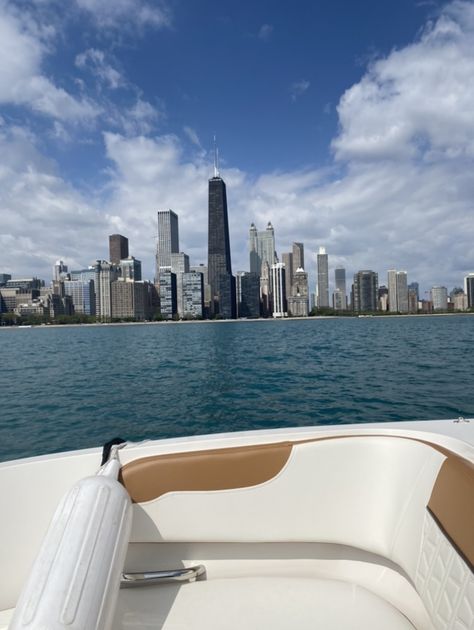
[[0, 419, 473, 630]]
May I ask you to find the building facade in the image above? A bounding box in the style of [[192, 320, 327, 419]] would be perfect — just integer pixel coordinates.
[[182, 272, 204, 318], [156, 210, 179, 277], [353, 270, 378, 312], [281, 252, 293, 302], [271, 262, 287, 318], [109, 234, 129, 265], [465, 273, 474, 308], [111, 279, 148, 320], [334, 268, 347, 310], [171, 252, 190, 318], [208, 172, 235, 318], [159, 270, 177, 319], [388, 270, 408, 313], [120, 256, 142, 281], [238, 272, 260, 318], [431, 286, 448, 311], [63, 280, 95, 315], [316, 247, 329, 308], [288, 267, 309, 317]]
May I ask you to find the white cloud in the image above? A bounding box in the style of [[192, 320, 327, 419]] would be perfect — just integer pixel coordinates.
[[1, 0, 474, 296], [0, 5, 100, 122], [75, 49, 124, 89], [290, 79, 310, 102], [0, 126, 108, 277], [332, 0, 474, 161], [75, 0, 171, 31], [258, 24, 273, 41]]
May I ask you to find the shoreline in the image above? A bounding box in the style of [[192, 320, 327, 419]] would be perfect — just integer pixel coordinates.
[[1, 311, 473, 330]]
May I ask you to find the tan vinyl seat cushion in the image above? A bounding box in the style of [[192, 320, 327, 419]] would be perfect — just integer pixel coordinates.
[[114, 577, 415, 629]]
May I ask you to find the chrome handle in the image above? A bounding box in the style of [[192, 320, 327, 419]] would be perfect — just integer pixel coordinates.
[[121, 564, 206, 588]]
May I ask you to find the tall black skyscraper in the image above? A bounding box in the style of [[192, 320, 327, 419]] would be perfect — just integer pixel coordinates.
[[208, 145, 235, 318]]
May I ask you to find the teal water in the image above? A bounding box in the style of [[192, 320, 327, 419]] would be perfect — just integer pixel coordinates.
[[1, 316, 473, 462]]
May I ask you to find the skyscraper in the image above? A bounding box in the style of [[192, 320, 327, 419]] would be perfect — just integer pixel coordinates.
[[388, 270, 408, 313], [353, 270, 378, 312], [334, 268, 347, 310], [465, 273, 474, 308], [317, 247, 329, 308], [431, 286, 448, 311], [156, 210, 179, 276], [208, 151, 235, 318], [53, 260, 68, 282], [292, 243, 304, 273], [249, 223, 260, 274], [109, 235, 129, 265], [239, 272, 260, 318], [258, 222, 276, 271], [171, 252, 190, 317], [281, 252, 293, 302], [271, 262, 287, 318], [182, 272, 204, 318], [120, 256, 142, 281], [288, 267, 309, 317]]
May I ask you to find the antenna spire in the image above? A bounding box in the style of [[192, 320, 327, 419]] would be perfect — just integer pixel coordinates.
[[213, 135, 220, 177]]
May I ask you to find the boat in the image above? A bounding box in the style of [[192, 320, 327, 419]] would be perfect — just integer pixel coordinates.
[[0, 418, 473, 629]]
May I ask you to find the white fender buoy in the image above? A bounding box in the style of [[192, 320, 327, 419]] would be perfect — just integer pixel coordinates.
[[9, 458, 132, 630]]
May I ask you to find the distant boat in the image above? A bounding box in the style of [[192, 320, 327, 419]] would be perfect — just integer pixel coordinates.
[[17, 325, 32, 328], [1, 419, 473, 629]]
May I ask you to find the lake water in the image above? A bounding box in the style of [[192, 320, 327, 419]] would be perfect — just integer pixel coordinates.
[[1, 315, 473, 462]]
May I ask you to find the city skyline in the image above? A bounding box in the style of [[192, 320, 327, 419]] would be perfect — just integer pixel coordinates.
[[0, 1, 473, 290]]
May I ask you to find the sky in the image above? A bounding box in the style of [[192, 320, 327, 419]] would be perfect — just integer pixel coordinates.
[[1, 0, 473, 296]]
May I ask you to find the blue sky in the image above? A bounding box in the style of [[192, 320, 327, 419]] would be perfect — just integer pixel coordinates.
[[1, 0, 473, 294]]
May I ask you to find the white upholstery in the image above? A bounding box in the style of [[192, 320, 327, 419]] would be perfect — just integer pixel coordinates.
[[416, 511, 474, 630], [131, 437, 444, 581], [114, 577, 416, 629]]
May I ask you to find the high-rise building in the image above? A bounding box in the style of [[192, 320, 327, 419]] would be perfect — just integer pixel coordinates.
[[378, 285, 389, 311], [171, 252, 190, 318], [271, 262, 287, 318], [288, 267, 309, 317], [333, 268, 347, 310], [353, 271, 378, 312], [109, 235, 129, 265], [408, 282, 419, 301], [120, 256, 142, 281], [249, 224, 260, 275], [431, 286, 448, 311], [281, 252, 293, 302], [93, 260, 120, 320], [258, 223, 276, 272], [53, 260, 68, 282], [159, 270, 177, 319], [191, 264, 211, 314], [408, 289, 418, 313], [156, 210, 179, 276], [388, 270, 408, 313], [208, 156, 235, 318], [239, 272, 260, 318], [182, 272, 204, 318], [111, 279, 148, 320], [453, 292, 468, 311], [0, 274, 12, 286], [465, 273, 474, 308], [63, 280, 95, 315], [396, 272, 408, 313], [316, 247, 329, 308], [292, 243, 304, 273]]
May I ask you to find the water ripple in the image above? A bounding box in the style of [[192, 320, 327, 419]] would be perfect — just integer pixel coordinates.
[[1, 316, 473, 461]]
